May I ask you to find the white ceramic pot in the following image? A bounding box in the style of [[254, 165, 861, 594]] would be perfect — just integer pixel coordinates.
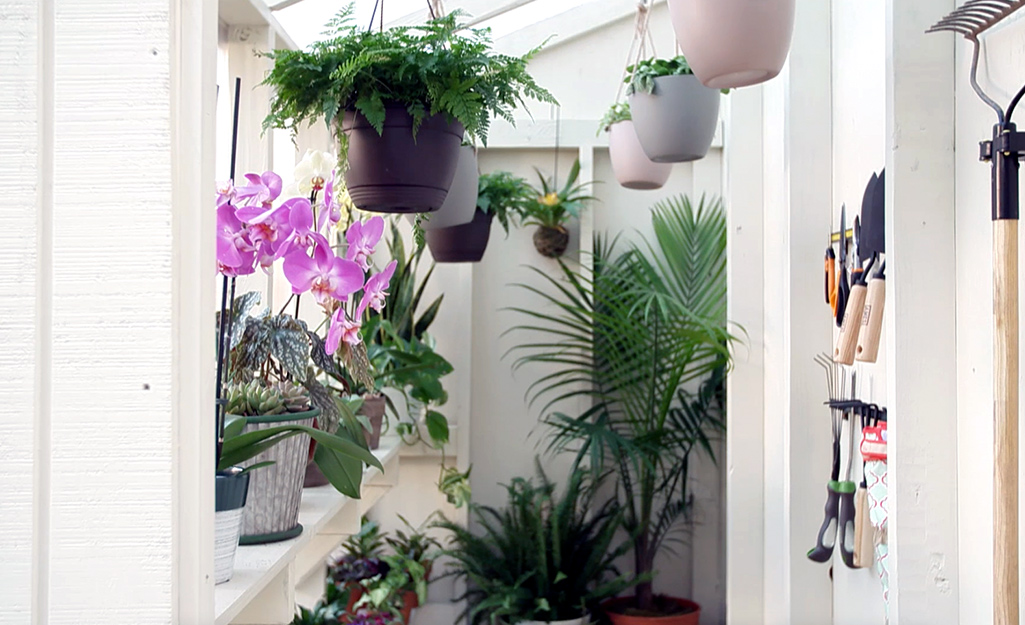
[[628, 75, 720, 163], [214, 469, 250, 584], [406, 145, 479, 231], [668, 0, 796, 89], [608, 120, 673, 190]]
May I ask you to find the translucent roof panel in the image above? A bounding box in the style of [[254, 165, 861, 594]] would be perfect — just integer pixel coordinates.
[[272, 0, 599, 49]]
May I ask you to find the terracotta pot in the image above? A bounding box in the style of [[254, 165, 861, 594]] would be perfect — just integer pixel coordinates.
[[602, 597, 701, 625], [629, 75, 720, 163], [409, 145, 480, 230], [345, 586, 417, 624], [360, 394, 387, 450], [425, 208, 494, 263], [533, 225, 570, 258], [238, 408, 319, 544], [342, 106, 464, 213], [214, 469, 250, 584], [608, 120, 673, 190], [668, 0, 796, 89]]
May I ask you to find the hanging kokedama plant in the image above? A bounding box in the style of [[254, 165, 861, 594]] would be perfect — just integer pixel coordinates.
[[523, 159, 595, 259], [261, 5, 556, 214], [667, 0, 796, 89]]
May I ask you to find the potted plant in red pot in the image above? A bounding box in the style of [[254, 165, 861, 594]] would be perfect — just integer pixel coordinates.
[[509, 196, 736, 624], [601, 102, 672, 190], [425, 169, 534, 263], [627, 56, 723, 164], [262, 6, 555, 214]]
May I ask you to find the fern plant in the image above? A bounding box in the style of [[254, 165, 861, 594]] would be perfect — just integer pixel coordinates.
[[507, 195, 736, 614], [476, 171, 535, 235], [437, 462, 635, 625], [262, 5, 557, 150]]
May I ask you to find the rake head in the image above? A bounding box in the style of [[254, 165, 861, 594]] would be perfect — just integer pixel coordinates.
[[927, 0, 1025, 39]]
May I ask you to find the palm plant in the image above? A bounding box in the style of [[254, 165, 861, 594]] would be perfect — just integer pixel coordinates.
[[507, 195, 735, 614], [437, 461, 634, 625]]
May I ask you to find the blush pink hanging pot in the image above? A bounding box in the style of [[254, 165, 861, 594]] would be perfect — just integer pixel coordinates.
[[668, 0, 796, 89], [608, 120, 673, 190]]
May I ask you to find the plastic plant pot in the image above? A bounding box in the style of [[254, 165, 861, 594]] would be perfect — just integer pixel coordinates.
[[608, 120, 673, 190], [425, 208, 494, 263], [214, 468, 250, 584], [628, 74, 720, 164]]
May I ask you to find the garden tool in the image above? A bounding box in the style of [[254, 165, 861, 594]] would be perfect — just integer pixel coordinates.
[[929, 4, 1025, 619], [834, 205, 850, 328], [853, 404, 880, 568], [835, 389, 859, 570], [836, 213, 872, 365], [856, 169, 886, 363], [825, 246, 837, 311]]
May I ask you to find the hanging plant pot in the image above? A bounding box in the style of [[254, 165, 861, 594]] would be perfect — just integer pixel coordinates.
[[668, 0, 796, 89], [214, 469, 250, 585], [425, 208, 494, 263], [629, 75, 720, 163], [533, 225, 570, 258], [602, 597, 701, 625], [608, 120, 673, 190], [342, 105, 464, 214], [360, 393, 386, 450], [413, 146, 480, 230], [238, 408, 319, 545]]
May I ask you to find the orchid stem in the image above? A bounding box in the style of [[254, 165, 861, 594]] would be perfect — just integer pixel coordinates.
[[278, 293, 296, 316]]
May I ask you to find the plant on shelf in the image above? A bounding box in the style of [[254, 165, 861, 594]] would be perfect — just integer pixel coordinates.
[[262, 5, 556, 213], [438, 461, 635, 625], [522, 159, 596, 259], [385, 514, 442, 576], [599, 102, 632, 133], [508, 195, 736, 624]]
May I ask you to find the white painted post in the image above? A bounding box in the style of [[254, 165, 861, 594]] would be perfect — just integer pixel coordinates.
[[885, 0, 960, 622], [724, 85, 766, 625]]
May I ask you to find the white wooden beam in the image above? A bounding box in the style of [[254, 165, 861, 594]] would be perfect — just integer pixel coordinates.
[[219, 0, 297, 50], [885, 0, 960, 621], [481, 118, 723, 150], [387, 0, 540, 27]]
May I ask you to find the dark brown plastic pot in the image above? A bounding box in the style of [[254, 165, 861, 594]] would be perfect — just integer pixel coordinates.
[[360, 394, 387, 450], [342, 106, 464, 214], [425, 209, 494, 263], [533, 225, 570, 258]]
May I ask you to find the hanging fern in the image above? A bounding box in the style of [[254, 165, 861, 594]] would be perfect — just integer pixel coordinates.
[[262, 5, 557, 150]]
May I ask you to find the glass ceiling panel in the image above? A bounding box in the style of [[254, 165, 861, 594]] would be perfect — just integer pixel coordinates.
[[272, 0, 599, 48]]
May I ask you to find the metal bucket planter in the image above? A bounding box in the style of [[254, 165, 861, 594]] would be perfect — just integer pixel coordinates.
[[342, 106, 464, 214], [214, 469, 250, 584], [408, 146, 480, 230], [425, 208, 494, 263], [628, 75, 720, 163], [608, 120, 673, 190], [668, 0, 796, 89], [239, 408, 319, 544]]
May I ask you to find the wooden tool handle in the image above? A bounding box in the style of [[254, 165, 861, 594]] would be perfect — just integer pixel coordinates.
[[834, 283, 867, 365], [853, 487, 873, 568], [856, 277, 886, 363], [994, 219, 1019, 625]]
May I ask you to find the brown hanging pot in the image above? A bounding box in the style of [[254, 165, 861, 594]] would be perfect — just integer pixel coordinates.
[[425, 208, 494, 263], [342, 104, 464, 214], [533, 225, 570, 258]]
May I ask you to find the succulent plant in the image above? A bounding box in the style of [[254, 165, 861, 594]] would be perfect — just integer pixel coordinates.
[[274, 380, 311, 413], [226, 380, 286, 417]]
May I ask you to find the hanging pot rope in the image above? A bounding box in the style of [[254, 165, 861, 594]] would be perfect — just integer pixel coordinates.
[[615, 1, 657, 104]]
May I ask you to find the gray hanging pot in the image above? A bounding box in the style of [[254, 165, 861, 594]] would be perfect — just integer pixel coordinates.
[[214, 468, 250, 584], [238, 408, 318, 544], [628, 74, 720, 163], [411, 146, 480, 231]]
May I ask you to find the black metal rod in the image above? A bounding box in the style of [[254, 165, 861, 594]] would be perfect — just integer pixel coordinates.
[[993, 122, 1021, 221]]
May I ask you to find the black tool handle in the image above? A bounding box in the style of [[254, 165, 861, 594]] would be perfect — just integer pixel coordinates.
[[807, 483, 841, 563], [838, 483, 858, 569], [836, 268, 849, 328]]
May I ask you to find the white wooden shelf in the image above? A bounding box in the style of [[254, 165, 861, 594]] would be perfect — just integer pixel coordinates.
[[216, 439, 402, 625]]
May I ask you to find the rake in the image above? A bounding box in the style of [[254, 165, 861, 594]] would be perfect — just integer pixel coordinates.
[[928, 3, 1025, 623]]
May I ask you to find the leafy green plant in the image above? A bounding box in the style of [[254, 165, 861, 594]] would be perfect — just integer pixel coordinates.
[[385, 514, 442, 565], [342, 517, 387, 559], [262, 5, 556, 149], [627, 55, 731, 96], [599, 102, 632, 133], [437, 462, 634, 625], [522, 159, 596, 230], [507, 195, 736, 614], [476, 171, 535, 235]]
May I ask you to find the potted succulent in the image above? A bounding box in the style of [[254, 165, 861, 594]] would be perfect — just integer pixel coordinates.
[[509, 196, 736, 624], [627, 56, 722, 163], [668, 0, 796, 89], [215, 162, 390, 544], [438, 462, 634, 625], [523, 159, 595, 259], [262, 7, 555, 213], [425, 170, 534, 263], [600, 102, 672, 190]]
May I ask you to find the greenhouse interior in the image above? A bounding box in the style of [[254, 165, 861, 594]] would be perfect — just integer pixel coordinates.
[[8, 0, 1025, 623]]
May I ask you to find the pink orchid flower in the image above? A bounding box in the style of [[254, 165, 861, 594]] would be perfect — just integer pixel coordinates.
[[282, 241, 364, 305], [325, 307, 362, 355], [273, 198, 320, 259], [234, 171, 283, 208], [216, 180, 235, 209], [217, 205, 256, 276], [358, 260, 397, 316], [240, 205, 290, 252], [345, 216, 385, 271], [317, 173, 343, 232]]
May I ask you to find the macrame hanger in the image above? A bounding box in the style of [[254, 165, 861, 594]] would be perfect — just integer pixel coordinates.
[[616, 1, 655, 104]]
